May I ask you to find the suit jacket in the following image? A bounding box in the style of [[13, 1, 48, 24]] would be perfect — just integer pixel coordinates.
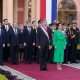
[[23, 26, 35, 45], [32, 27, 37, 44], [78, 31, 80, 44], [2, 25, 12, 43], [8, 28, 20, 47], [0, 28, 5, 47], [36, 26, 49, 48]]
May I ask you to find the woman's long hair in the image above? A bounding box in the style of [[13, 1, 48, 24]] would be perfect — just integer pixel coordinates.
[[56, 23, 61, 30]]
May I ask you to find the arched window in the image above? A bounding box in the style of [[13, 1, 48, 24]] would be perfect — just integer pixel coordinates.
[[58, 0, 76, 10], [58, 0, 77, 24]]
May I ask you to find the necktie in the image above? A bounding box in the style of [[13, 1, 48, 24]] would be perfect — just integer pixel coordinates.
[[28, 28, 31, 34], [21, 30, 23, 33], [5, 25, 9, 31], [15, 29, 17, 35], [0, 28, 1, 36]]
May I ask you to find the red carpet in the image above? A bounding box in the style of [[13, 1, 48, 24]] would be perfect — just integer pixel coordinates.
[[5, 63, 80, 80]]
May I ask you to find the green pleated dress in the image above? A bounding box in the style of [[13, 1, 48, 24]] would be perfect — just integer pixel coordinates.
[[52, 30, 67, 62]]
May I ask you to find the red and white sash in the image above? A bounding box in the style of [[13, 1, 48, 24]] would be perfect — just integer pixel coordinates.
[[41, 26, 49, 40]]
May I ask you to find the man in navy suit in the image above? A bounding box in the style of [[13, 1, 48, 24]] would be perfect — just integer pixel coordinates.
[[2, 19, 11, 61], [36, 19, 49, 71], [8, 23, 20, 65], [23, 22, 35, 64], [0, 23, 5, 65], [32, 21, 37, 62]]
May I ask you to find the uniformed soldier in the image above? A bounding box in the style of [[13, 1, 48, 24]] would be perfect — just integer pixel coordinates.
[[70, 20, 79, 63]]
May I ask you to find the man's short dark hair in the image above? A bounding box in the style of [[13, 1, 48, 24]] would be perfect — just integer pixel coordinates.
[[32, 21, 36, 24], [38, 19, 43, 24], [49, 23, 57, 27], [3, 19, 8, 22]]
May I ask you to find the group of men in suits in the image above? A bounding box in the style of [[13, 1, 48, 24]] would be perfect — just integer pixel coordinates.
[[0, 18, 56, 71], [1, 19, 21, 65], [0, 18, 79, 71], [0, 19, 37, 65]]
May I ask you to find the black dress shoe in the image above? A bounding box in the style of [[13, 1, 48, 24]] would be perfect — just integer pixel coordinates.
[[44, 68, 48, 71], [63, 62, 68, 64], [28, 62, 32, 64], [14, 63, 18, 65], [49, 62, 53, 64], [42, 67, 48, 70], [45, 69, 48, 71], [70, 61, 77, 63], [40, 68, 44, 71]]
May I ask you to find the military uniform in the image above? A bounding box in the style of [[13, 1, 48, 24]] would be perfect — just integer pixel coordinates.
[[70, 20, 79, 63]]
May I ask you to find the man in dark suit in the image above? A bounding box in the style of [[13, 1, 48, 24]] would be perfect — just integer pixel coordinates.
[[2, 19, 11, 61], [36, 19, 49, 71], [70, 20, 79, 63], [48, 23, 56, 63], [23, 22, 35, 64], [35, 19, 43, 63], [8, 23, 20, 65], [64, 23, 71, 63], [32, 21, 37, 62], [0, 23, 5, 65]]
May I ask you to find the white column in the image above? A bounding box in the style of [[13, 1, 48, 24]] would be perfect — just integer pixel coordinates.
[[31, 0, 36, 21], [13, 0, 18, 23], [3, 0, 7, 19], [35, 0, 40, 25], [24, 0, 29, 24], [7, 0, 13, 24]]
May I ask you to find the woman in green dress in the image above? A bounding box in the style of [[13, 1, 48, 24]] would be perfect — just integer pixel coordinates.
[[52, 23, 67, 70]]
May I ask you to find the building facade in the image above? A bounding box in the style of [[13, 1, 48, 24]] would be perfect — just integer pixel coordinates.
[[0, 0, 80, 27]]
